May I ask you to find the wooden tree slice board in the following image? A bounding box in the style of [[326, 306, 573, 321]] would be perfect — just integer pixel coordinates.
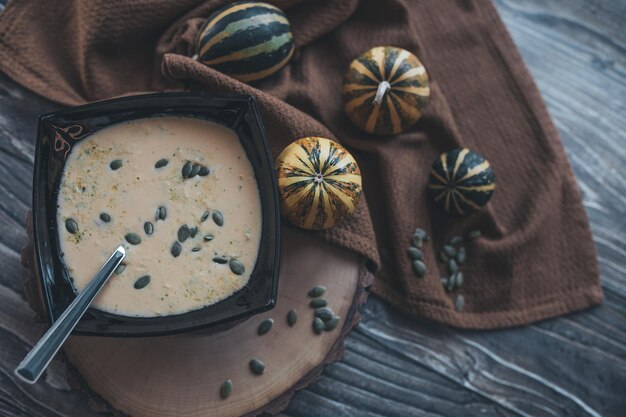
[[31, 226, 369, 417]]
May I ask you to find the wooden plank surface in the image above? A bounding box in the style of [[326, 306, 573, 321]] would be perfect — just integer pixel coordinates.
[[0, 0, 624, 416]]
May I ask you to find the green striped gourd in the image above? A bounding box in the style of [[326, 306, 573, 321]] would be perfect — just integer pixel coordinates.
[[428, 148, 496, 215], [342, 46, 430, 135], [195, 1, 294, 83], [275, 137, 362, 230]]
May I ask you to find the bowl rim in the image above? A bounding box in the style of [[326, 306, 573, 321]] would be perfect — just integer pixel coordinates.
[[32, 91, 281, 337]]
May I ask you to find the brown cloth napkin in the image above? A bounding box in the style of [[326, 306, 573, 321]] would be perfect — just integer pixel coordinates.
[[0, 0, 602, 328]]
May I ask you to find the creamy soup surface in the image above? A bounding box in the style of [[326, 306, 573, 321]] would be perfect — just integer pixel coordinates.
[[57, 116, 262, 317]]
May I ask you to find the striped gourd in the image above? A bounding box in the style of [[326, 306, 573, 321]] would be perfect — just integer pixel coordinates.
[[428, 148, 496, 215], [195, 1, 294, 83], [275, 137, 362, 230], [342, 46, 430, 135]]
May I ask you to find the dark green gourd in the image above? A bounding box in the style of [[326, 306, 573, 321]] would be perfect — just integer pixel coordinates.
[[342, 46, 430, 135], [194, 1, 294, 83], [428, 148, 496, 215]]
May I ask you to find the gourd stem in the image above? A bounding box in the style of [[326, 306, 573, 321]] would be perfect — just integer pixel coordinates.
[[373, 81, 391, 106]]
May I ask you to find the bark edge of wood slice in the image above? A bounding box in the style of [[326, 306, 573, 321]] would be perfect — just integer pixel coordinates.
[[22, 215, 373, 417]]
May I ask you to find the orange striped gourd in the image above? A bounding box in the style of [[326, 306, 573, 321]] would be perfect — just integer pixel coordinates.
[[342, 46, 430, 135]]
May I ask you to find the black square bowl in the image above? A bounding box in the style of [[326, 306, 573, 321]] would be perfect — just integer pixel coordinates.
[[32, 92, 280, 336]]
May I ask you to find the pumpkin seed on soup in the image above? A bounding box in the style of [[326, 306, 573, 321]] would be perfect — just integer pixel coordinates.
[[200, 211, 210, 222], [171, 241, 181, 257], [182, 161, 193, 178], [310, 298, 327, 308], [203, 234, 214, 242], [198, 166, 210, 176], [155, 158, 168, 169], [189, 227, 198, 238], [257, 318, 273, 335], [220, 379, 232, 399], [133, 275, 151, 289], [189, 163, 201, 178], [125, 233, 141, 245], [249, 358, 265, 375], [115, 264, 126, 275], [213, 256, 228, 264], [212, 210, 224, 226], [178, 225, 190, 242], [144, 222, 154, 235], [287, 309, 297, 327], [229, 258, 245, 275], [109, 159, 123, 170], [308, 286, 326, 297], [99, 213, 111, 223], [191, 246, 201, 252], [65, 218, 79, 234], [155, 206, 167, 221]]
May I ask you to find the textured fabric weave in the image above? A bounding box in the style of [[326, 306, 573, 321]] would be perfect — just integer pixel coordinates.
[[0, 0, 602, 328]]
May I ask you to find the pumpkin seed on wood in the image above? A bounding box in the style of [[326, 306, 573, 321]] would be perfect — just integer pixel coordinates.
[[249, 358, 265, 375], [443, 245, 457, 258], [212, 210, 224, 226], [407, 247, 424, 260], [201, 211, 210, 222], [229, 258, 245, 275], [412, 260, 426, 277], [65, 218, 79, 234], [125, 233, 141, 245], [456, 271, 464, 287], [198, 166, 210, 176], [324, 316, 340, 331], [115, 264, 126, 275], [203, 234, 214, 242], [109, 159, 123, 170], [447, 259, 458, 274], [182, 161, 193, 178], [191, 246, 201, 252], [287, 309, 297, 327], [312, 317, 325, 334], [457, 247, 466, 264], [414, 228, 428, 240], [99, 213, 111, 223], [133, 275, 151, 289], [220, 379, 232, 399], [257, 319, 273, 335], [410, 234, 423, 248], [310, 298, 327, 308], [455, 294, 465, 312], [315, 307, 334, 321], [144, 222, 154, 235], [450, 236, 463, 246], [308, 286, 326, 298], [171, 241, 181, 257], [213, 256, 228, 264], [189, 227, 198, 238], [467, 230, 481, 240], [178, 225, 190, 242], [154, 158, 168, 168]]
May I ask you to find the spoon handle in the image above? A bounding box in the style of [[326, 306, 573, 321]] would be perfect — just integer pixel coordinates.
[[14, 246, 126, 384]]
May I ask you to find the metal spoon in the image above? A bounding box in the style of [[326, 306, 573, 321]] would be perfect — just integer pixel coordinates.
[[14, 246, 126, 384]]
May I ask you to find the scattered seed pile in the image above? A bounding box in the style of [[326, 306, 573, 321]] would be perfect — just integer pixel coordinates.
[[439, 230, 481, 312]]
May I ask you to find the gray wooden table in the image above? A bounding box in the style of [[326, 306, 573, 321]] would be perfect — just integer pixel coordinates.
[[1, 0, 624, 416]]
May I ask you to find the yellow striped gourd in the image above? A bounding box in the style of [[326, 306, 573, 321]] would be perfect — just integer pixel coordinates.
[[275, 137, 362, 230], [342, 46, 430, 135]]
